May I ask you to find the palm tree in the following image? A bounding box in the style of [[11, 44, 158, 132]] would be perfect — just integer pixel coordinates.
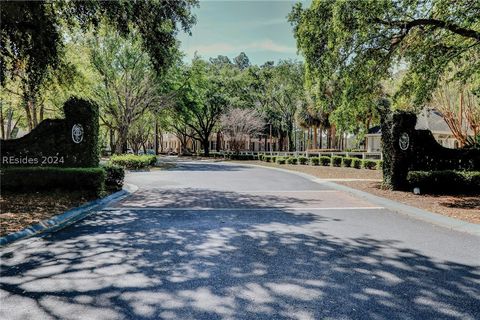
[[296, 99, 330, 150]]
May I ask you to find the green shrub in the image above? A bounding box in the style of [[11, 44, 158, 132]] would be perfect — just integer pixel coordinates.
[[258, 154, 265, 161], [271, 156, 277, 163], [319, 156, 331, 166], [228, 154, 256, 160], [109, 154, 157, 169], [352, 158, 362, 169], [407, 170, 480, 193], [362, 159, 377, 170], [276, 157, 286, 164], [376, 160, 383, 170], [331, 156, 342, 167], [342, 157, 353, 168], [103, 165, 125, 191], [298, 156, 308, 165], [1, 167, 105, 196], [264, 155, 272, 162], [287, 157, 298, 165], [310, 157, 320, 166]]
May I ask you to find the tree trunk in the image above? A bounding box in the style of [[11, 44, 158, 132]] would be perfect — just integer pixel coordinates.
[[24, 101, 33, 131], [319, 126, 323, 149], [288, 129, 295, 151], [327, 128, 331, 149], [331, 125, 336, 149], [216, 131, 222, 152], [278, 134, 283, 151], [0, 105, 4, 139], [116, 126, 129, 154], [154, 119, 159, 155], [109, 128, 116, 155], [307, 128, 311, 150], [203, 139, 210, 156], [313, 126, 318, 149]]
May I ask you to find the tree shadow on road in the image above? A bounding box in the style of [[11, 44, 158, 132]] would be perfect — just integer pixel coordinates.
[[114, 188, 321, 209], [1, 191, 479, 320]]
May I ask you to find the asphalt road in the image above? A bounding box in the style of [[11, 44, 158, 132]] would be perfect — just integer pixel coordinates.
[[1, 160, 479, 320]]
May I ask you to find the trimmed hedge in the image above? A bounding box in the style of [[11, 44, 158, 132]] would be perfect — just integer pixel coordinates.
[[352, 158, 362, 169], [1, 167, 106, 196], [227, 154, 256, 160], [287, 157, 298, 165], [342, 157, 353, 168], [231, 153, 383, 171], [407, 170, 480, 193], [103, 165, 125, 191], [109, 154, 157, 169], [320, 156, 331, 166], [376, 160, 383, 171], [298, 156, 308, 165], [362, 159, 377, 170], [310, 157, 320, 166], [331, 156, 342, 167]]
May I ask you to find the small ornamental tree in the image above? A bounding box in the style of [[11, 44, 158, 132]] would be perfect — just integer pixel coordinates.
[[221, 108, 264, 154]]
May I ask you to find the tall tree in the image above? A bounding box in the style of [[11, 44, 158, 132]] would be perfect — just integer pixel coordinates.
[[1, 0, 197, 130], [431, 79, 480, 147], [245, 61, 305, 151], [234, 52, 251, 70], [174, 58, 229, 156], [289, 0, 480, 129], [90, 31, 173, 153]]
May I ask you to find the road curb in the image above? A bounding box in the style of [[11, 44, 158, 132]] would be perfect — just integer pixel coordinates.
[[224, 161, 480, 236], [0, 183, 138, 247]]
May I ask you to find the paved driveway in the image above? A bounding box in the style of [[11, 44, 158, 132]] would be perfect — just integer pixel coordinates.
[[1, 160, 479, 319]]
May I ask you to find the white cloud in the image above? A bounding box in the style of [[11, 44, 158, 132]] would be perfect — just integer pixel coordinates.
[[184, 39, 296, 58]]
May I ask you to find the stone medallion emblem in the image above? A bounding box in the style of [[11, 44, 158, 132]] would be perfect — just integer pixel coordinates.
[[399, 132, 409, 151], [72, 124, 84, 144]]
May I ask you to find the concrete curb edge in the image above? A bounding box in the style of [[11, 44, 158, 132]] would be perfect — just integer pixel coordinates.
[[0, 183, 139, 247]]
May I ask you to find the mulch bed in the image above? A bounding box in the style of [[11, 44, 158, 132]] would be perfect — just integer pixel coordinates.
[[233, 160, 479, 225], [0, 191, 95, 237], [336, 181, 480, 224]]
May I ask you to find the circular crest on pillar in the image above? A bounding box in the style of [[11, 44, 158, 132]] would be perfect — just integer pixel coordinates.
[[399, 132, 409, 151]]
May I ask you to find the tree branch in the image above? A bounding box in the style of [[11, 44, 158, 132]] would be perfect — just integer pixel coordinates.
[[375, 18, 480, 41]]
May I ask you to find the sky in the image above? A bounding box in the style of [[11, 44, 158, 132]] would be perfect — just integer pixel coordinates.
[[178, 0, 311, 65]]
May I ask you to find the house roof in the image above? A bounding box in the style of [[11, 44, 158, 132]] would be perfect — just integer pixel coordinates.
[[415, 109, 452, 134], [367, 108, 461, 136], [367, 125, 381, 134]]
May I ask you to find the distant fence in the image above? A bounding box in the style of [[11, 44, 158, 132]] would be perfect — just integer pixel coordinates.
[[212, 150, 383, 160]]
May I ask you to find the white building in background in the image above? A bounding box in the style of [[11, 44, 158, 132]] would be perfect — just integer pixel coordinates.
[[366, 108, 466, 153]]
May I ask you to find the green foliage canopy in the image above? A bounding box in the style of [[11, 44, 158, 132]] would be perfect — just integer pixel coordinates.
[[289, 0, 480, 124], [1, 0, 197, 90]]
